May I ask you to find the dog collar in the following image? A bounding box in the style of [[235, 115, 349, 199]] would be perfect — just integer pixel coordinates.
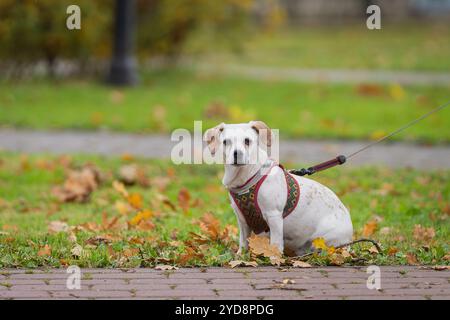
[[227, 159, 276, 195]]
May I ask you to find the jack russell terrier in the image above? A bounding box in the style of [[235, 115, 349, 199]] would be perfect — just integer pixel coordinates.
[[204, 121, 353, 255]]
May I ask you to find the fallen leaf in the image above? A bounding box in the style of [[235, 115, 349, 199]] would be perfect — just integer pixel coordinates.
[[368, 245, 379, 254], [198, 212, 221, 241], [292, 260, 312, 268], [356, 84, 384, 96], [432, 265, 450, 271], [123, 247, 140, 258], [248, 234, 282, 259], [154, 265, 178, 271], [127, 193, 143, 209], [362, 220, 378, 237], [204, 101, 230, 119], [270, 256, 286, 266], [151, 176, 171, 192], [388, 247, 399, 256], [413, 224, 435, 243], [177, 188, 191, 213], [389, 83, 406, 101], [118, 164, 149, 187], [71, 244, 84, 257], [85, 235, 113, 246], [37, 244, 51, 256], [129, 209, 153, 226], [115, 201, 133, 215], [329, 253, 345, 266], [312, 237, 328, 251], [113, 180, 129, 197], [229, 260, 258, 268], [52, 166, 101, 203], [282, 278, 296, 284], [48, 221, 69, 234], [406, 253, 419, 265]]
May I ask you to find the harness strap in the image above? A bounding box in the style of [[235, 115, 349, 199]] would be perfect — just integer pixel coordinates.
[[230, 164, 300, 234]]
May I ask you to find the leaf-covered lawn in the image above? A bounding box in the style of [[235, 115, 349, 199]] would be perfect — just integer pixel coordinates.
[[0, 70, 449, 143], [0, 152, 448, 268]]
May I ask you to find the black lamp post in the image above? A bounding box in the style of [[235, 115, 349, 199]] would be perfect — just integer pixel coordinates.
[[107, 0, 138, 86]]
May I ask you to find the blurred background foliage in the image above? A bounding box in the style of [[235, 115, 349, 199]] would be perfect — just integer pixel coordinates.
[[0, 0, 285, 76]]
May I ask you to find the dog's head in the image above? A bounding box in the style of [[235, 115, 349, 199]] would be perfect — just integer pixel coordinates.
[[204, 121, 272, 166]]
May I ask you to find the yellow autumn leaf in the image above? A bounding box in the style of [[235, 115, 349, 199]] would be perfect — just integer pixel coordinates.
[[129, 209, 152, 226], [389, 83, 406, 101], [127, 193, 143, 209], [312, 237, 328, 251]]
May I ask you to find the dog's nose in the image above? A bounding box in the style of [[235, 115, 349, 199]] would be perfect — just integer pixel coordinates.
[[233, 150, 239, 163]]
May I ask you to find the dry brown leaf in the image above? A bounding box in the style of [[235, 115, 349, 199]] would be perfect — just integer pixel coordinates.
[[413, 224, 435, 243], [198, 212, 221, 240], [52, 166, 101, 203], [37, 244, 51, 256], [204, 101, 230, 119], [48, 221, 69, 234], [85, 235, 113, 246], [123, 247, 140, 258], [368, 245, 379, 255], [178, 246, 204, 265], [113, 180, 129, 197], [270, 256, 286, 266], [229, 260, 258, 268], [154, 265, 178, 271], [248, 234, 282, 259], [71, 244, 84, 257], [356, 84, 384, 97], [362, 220, 378, 237], [329, 253, 345, 266], [135, 220, 155, 231], [292, 260, 312, 268], [388, 247, 399, 256], [432, 265, 450, 271], [282, 278, 296, 284], [406, 252, 419, 265], [118, 164, 149, 187], [151, 176, 171, 192], [177, 188, 191, 213]]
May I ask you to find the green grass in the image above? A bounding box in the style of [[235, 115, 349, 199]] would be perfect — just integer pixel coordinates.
[[187, 22, 450, 71], [0, 152, 448, 268], [0, 70, 449, 143]]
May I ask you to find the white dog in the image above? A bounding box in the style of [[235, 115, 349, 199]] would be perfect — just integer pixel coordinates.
[[204, 121, 353, 255]]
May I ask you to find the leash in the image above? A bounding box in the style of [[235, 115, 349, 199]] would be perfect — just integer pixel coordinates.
[[290, 100, 450, 176]]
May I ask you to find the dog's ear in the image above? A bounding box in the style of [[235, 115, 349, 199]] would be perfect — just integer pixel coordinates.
[[204, 122, 225, 155], [249, 121, 272, 147]]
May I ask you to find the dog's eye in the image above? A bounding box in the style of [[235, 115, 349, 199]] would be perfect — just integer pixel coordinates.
[[244, 138, 250, 146], [223, 139, 229, 146]]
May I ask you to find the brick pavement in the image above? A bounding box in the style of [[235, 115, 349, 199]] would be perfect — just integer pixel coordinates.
[[0, 267, 448, 300]]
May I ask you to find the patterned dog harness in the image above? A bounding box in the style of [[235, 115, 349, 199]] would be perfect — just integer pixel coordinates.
[[229, 161, 300, 234]]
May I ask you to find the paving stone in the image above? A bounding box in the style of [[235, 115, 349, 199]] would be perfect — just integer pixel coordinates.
[[0, 267, 448, 300]]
